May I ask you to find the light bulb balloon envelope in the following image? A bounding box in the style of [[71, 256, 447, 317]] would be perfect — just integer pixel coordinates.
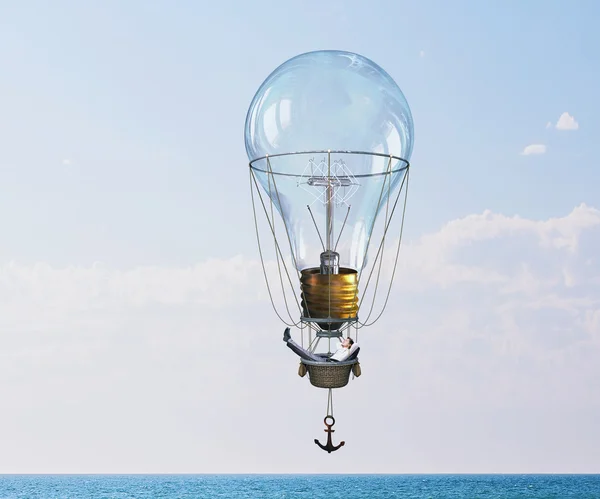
[[246, 50, 413, 331]]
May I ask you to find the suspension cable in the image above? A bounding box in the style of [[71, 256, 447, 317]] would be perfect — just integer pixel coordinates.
[[358, 165, 392, 323], [267, 171, 299, 325], [249, 169, 301, 327], [359, 168, 410, 327], [356, 166, 408, 312]]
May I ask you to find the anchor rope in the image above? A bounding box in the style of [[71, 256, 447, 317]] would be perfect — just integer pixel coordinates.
[[326, 388, 334, 418]]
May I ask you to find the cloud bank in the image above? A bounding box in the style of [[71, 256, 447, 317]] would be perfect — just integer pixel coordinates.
[[1, 204, 599, 473]]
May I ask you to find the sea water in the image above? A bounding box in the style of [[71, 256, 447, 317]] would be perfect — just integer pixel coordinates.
[[0, 474, 598, 498]]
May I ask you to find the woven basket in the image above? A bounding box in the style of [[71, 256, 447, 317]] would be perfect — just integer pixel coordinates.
[[300, 359, 358, 389]]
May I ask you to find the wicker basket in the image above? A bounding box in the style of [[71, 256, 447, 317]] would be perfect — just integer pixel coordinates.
[[300, 358, 358, 389]]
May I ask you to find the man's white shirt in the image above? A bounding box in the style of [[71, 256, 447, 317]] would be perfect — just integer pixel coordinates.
[[330, 342, 350, 361]]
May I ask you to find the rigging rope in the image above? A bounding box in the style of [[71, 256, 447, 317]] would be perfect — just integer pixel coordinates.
[[358, 168, 411, 327], [267, 171, 299, 325], [264, 157, 315, 323], [358, 163, 392, 324], [249, 169, 301, 327]]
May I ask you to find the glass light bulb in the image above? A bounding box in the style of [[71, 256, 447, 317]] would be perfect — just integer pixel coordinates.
[[245, 50, 414, 272]]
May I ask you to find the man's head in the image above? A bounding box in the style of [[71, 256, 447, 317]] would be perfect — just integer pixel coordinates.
[[342, 337, 354, 348]]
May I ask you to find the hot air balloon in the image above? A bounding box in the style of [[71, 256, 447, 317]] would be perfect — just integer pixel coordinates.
[[245, 50, 414, 452]]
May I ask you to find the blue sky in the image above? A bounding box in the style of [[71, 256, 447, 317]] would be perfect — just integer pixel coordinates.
[[2, 0, 598, 266], [0, 1, 599, 473]]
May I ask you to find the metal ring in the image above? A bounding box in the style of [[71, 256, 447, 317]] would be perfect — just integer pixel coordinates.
[[248, 150, 410, 178], [301, 317, 358, 324]]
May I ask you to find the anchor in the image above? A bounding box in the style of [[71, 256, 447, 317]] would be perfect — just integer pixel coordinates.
[[314, 415, 345, 453]]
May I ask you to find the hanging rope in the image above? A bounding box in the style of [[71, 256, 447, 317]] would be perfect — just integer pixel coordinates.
[[249, 169, 301, 327], [358, 167, 408, 308], [326, 388, 334, 418], [251, 170, 302, 315], [264, 157, 315, 323], [267, 170, 300, 325], [358, 168, 411, 327], [358, 163, 393, 324], [265, 157, 301, 278], [315, 388, 345, 453], [354, 157, 394, 289], [250, 170, 298, 326]]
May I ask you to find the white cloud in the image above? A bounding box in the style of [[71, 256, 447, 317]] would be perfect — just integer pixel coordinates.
[[521, 144, 546, 155], [1, 204, 600, 473], [419, 50, 425, 57], [546, 121, 552, 129], [555, 112, 579, 130], [415, 203, 600, 254], [62, 159, 71, 165]]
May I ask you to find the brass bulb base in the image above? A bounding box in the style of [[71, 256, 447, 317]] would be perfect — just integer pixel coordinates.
[[300, 267, 358, 330]]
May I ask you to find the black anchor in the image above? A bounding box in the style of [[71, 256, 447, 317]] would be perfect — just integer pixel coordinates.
[[314, 415, 345, 453]]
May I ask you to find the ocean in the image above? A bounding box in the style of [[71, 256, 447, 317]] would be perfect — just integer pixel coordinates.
[[0, 474, 598, 498]]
